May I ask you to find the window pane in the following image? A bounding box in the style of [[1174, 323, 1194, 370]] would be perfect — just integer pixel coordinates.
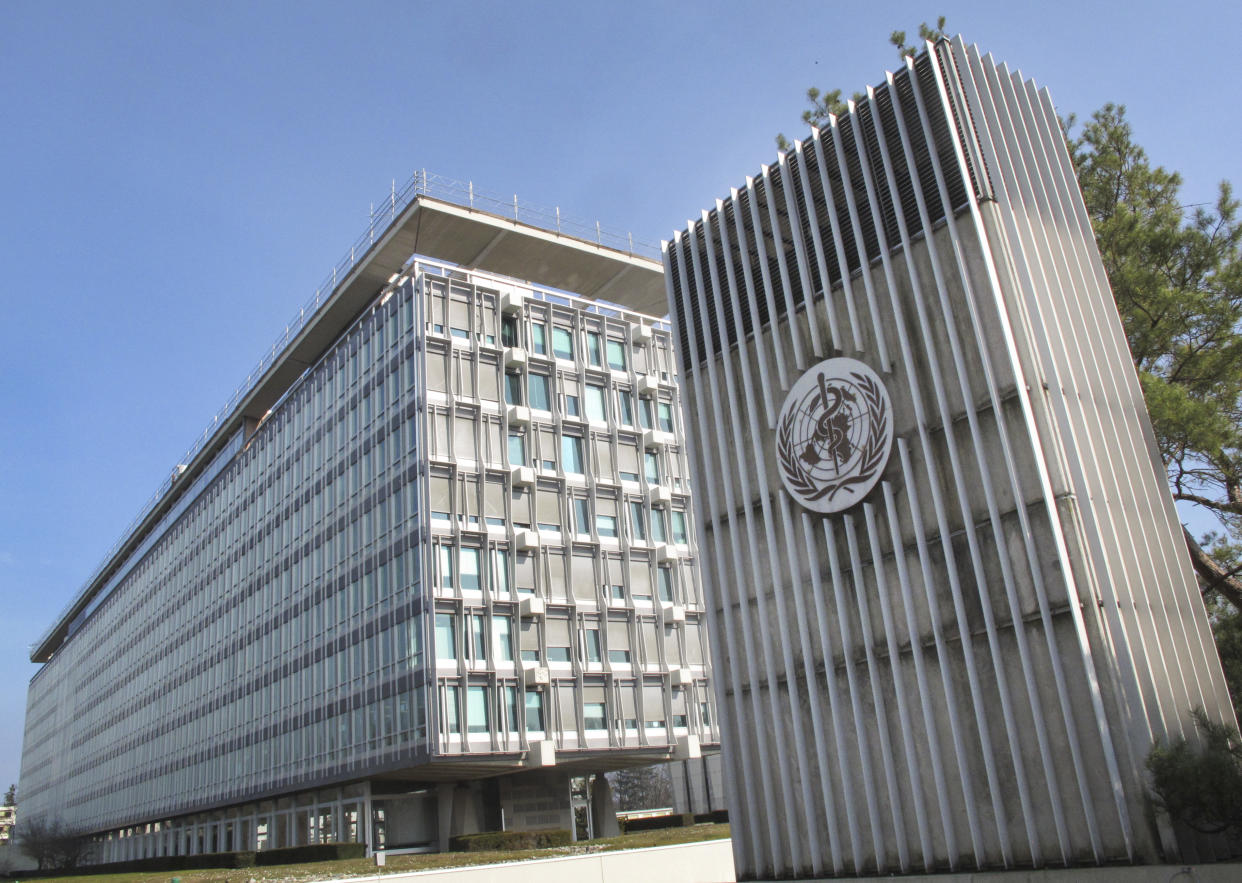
[[587, 332, 602, 367], [501, 316, 519, 348], [531, 323, 547, 355], [552, 327, 574, 360], [630, 502, 647, 542], [658, 567, 673, 603], [471, 613, 486, 660], [672, 511, 687, 544], [644, 452, 659, 483], [505, 372, 523, 405], [597, 514, 617, 538], [494, 616, 513, 661], [493, 550, 510, 594], [445, 686, 460, 734], [584, 702, 606, 730], [435, 613, 456, 659], [506, 686, 520, 731], [525, 691, 544, 731], [508, 434, 525, 466], [585, 385, 607, 422], [586, 628, 601, 662], [528, 374, 551, 411], [564, 394, 580, 417], [606, 339, 626, 371], [439, 546, 454, 589], [658, 402, 673, 432], [461, 548, 481, 590], [467, 686, 489, 733], [618, 392, 634, 426], [574, 499, 591, 536], [562, 436, 584, 475], [650, 509, 667, 543]]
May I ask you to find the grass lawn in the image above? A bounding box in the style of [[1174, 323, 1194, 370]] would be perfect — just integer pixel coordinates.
[[13, 823, 730, 883]]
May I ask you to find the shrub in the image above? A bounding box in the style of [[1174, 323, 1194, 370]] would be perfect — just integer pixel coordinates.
[[254, 842, 366, 865], [1147, 707, 1242, 837], [619, 813, 694, 833], [693, 810, 729, 824], [449, 829, 572, 852]]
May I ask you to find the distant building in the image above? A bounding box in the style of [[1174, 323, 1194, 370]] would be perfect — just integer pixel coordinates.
[[664, 37, 1237, 878], [20, 180, 715, 861], [0, 804, 14, 844]]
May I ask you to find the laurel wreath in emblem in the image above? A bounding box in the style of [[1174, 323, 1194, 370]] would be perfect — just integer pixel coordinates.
[[777, 371, 889, 506]]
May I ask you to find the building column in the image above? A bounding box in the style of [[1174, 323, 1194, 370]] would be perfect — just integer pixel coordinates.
[[591, 775, 620, 839]]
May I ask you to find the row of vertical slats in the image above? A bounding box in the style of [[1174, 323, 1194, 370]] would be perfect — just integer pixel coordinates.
[[668, 52, 982, 373]]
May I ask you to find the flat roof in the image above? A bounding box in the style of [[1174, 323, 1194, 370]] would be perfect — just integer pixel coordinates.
[[33, 195, 664, 663]]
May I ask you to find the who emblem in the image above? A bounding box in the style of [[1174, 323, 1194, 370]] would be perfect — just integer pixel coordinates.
[[775, 358, 894, 514]]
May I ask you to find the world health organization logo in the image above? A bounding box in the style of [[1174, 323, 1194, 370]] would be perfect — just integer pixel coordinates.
[[776, 357, 894, 514]]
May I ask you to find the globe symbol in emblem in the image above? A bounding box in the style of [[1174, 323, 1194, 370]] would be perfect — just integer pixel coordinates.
[[776, 358, 894, 514]]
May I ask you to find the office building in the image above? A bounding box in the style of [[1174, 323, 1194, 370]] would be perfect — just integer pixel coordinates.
[[664, 38, 1236, 878], [20, 180, 715, 860]]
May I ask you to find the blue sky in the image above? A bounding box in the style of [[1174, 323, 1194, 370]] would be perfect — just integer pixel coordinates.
[[1, 0, 1238, 797]]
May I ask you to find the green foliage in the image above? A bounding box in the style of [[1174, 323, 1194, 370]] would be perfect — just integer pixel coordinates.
[[776, 16, 948, 151], [608, 764, 673, 811], [1147, 708, 1242, 836], [3, 783, 13, 806], [253, 842, 365, 865], [448, 829, 572, 852], [1071, 104, 1242, 610]]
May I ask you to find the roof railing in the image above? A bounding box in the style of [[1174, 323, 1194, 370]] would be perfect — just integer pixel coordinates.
[[31, 171, 661, 657]]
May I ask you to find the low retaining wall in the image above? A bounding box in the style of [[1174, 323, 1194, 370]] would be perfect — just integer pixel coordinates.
[[344, 837, 734, 883]]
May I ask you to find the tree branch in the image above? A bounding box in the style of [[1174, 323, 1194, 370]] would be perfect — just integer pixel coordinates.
[[1184, 526, 1242, 611]]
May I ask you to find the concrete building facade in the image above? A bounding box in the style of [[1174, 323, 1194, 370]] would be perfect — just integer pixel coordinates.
[[664, 38, 1236, 878], [20, 182, 714, 860]]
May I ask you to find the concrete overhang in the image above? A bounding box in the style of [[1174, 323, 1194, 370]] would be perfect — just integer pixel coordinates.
[[33, 195, 665, 663]]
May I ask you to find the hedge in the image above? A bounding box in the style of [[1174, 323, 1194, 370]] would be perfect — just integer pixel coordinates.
[[694, 809, 729, 824], [619, 813, 695, 833], [254, 842, 366, 865], [448, 829, 572, 852]]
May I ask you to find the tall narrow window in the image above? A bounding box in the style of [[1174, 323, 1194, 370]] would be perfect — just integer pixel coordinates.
[[508, 434, 526, 466], [525, 691, 545, 731], [629, 502, 647, 542], [562, 436, 585, 475], [671, 510, 687, 544], [657, 567, 674, 603], [585, 628, 602, 662], [439, 546, 454, 590], [552, 327, 574, 361], [444, 686, 460, 734], [531, 323, 547, 356], [585, 384, 607, 422], [586, 332, 602, 367], [606, 339, 626, 371], [650, 508, 667, 544], [501, 316, 519, 348], [658, 402, 673, 433], [506, 686, 520, 731], [617, 391, 634, 426], [435, 613, 456, 660], [460, 548, 481, 591], [528, 374, 551, 412], [467, 686, 489, 734], [493, 549, 510, 594], [644, 451, 659, 483], [471, 613, 487, 661], [505, 372, 523, 405], [494, 615, 513, 661], [573, 498, 592, 537], [639, 399, 653, 430]]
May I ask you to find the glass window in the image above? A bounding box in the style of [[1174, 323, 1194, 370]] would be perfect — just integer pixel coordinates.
[[650, 508, 667, 544], [562, 436, 584, 475], [528, 374, 551, 411], [525, 691, 545, 731], [639, 399, 653, 430], [610, 584, 625, 601], [505, 372, 523, 405], [630, 502, 647, 542], [606, 339, 626, 371], [445, 686, 460, 734], [672, 510, 687, 544], [531, 323, 547, 355], [548, 646, 571, 662], [658, 567, 673, 603], [501, 316, 519, 348], [644, 452, 659, 483], [435, 613, 456, 660], [552, 326, 574, 361], [461, 548, 481, 590], [467, 686, 489, 734], [658, 402, 673, 433], [585, 384, 607, 422], [574, 498, 592, 537], [586, 332, 603, 367], [508, 434, 526, 466], [493, 549, 510, 594], [701, 701, 711, 726], [494, 615, 513, 661], [584, 702, 607, 730], [618, 391, 634, 426], [439, 547, 454, 589], [506, 686, 520, 731], [471, 613, 487, 660], [585, 628, 601, 662], [564, 394, 580, 417], [597, 514, 618, 538], [608, 648, 631, 663], [619, 471, 640, 483]]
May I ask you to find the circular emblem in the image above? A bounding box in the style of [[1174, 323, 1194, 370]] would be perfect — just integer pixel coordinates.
[[776, 358, 894, 513]]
